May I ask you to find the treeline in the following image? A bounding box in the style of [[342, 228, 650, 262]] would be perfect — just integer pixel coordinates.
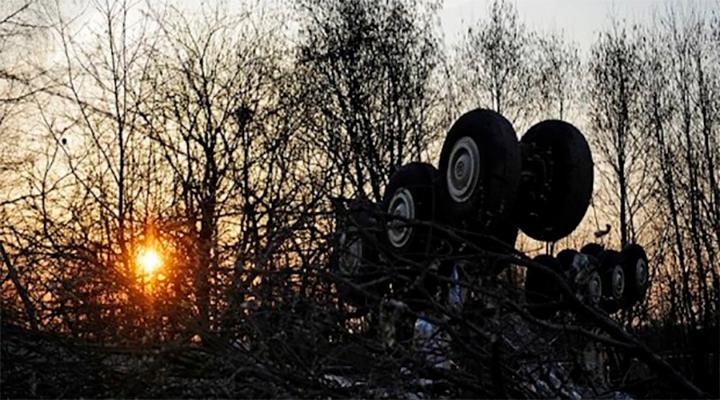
[[0, 0, 717, 373]]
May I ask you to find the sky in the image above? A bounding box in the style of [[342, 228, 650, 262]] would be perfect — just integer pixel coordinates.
[[53, 0, 713, 55], [439, 0, 709, 54], [167, 0, 713, 55]]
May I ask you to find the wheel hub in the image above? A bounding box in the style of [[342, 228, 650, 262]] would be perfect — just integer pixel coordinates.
[[387, 188, 415, 248], [339, 230, 362, 274], [447, 137, 480, 203], [587, 272, 602, 305], [611, 265, 625, 299], [636, 259, 648, 289]]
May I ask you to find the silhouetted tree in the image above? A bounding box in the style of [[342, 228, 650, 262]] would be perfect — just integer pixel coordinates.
[[587, 21, 650, 249], [455, 0, 534, 127], [293, 0, 445, 202], [532, 29, 581, 121]]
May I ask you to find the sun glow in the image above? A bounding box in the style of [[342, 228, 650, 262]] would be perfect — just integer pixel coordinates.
[[137, 246, 163, 276]]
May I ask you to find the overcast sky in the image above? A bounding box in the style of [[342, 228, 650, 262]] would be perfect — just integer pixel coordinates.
[[439, 0, 712, 54], [50, 0, 715, 62]]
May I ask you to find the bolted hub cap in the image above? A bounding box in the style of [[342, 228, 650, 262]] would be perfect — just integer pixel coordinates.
[[387, 188, 415, 248], [611, 265, 625, 299], [447, 137, 481, 203], [636, 259, 648, 290]]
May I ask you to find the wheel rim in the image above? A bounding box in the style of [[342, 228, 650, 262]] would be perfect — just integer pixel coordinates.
[[611, 265, 625, 299], [387, 188, 415, 248], [446, 137, 481, 203], [587, 272, 602, 305], [339, 230, 362, 274], [636, 258, 648, 290]]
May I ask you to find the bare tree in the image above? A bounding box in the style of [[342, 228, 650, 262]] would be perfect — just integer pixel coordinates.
[[454, 0, 534, 127], [293, 0, 445, 202], [658, 3, 719, 331], [138, 2, 315, 336], [587, 20, 653, 249], [532, 29, 581, 121], [0, 0, 53, 208]]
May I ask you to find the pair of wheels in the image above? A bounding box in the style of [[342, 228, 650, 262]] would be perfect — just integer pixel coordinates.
[[381, 108, 593, 263], [525, 243, 650, 318]]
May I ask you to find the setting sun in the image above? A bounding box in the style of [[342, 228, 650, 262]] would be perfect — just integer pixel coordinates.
[[137, 247, 163, 276]]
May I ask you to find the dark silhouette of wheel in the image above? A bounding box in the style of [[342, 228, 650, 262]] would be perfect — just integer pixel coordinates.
[[525, 254, 564, 319], [620, 244, 649, 307], [557, 249, 602, 307], [584, 255, 603, 307], [438, 109, 521, 228], [333, 200, 388, 310], [380, 162, 445, 309], [381, 162, 440, 260], [580, 242, 605, 258], [599, 250, 624, 313], [557, 248, 582, 286], [515, 120, 593, 242]]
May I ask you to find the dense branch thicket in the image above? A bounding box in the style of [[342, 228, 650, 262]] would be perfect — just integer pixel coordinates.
[[1, 0, 718, 398]]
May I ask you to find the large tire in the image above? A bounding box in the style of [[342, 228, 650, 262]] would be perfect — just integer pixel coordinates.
[[381, 162, 440, 261], [620, 244, 649, 307], [580, 242, 605, 258], [599, 250, 624, 314], [380, 162, 443, 309], [515, 120, 593, 241], [525, 254, 564, 319], [333, 200, 388, 309], [584, 255, 603, 307], [438, 109, 521, 228], [556, 248, 581, 284]]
